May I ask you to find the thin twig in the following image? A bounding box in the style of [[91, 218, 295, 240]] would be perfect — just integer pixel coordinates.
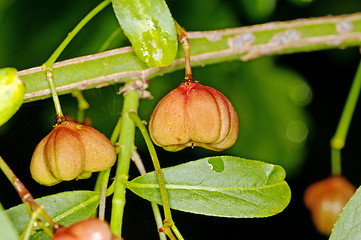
[[19, 13, 361, 102], [0, 156, 58, 232], [131, 150, 167, 240]]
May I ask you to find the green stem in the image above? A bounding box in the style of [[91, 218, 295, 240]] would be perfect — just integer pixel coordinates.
[[22, 207, 44, 240], [43, 0, 111, 69], [128, 112, 172, 221], [94, 115, 122, 192], [44, 68, 64, 118], [131, 150, 166, 240], [110, 86, 139, 237], [19, 13, 361, 102], [0, 155, 58, 231], [41, 1, 110, 118], [151, 202, 167, 240], [331, 148, 342, 176], [129, 112, 184, 239], [96, 115, 123, 220], [330, 59, 361, 175], [171, 225, 185, 240], [72, 90, 90, 123], [98, 169, 111, 221]]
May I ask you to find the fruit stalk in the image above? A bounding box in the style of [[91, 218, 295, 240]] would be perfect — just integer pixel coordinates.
[[330, 59, 361, 175], [175, 21, 192, 80], [129, 111, 184, 240], [41, 0, 111, 118]]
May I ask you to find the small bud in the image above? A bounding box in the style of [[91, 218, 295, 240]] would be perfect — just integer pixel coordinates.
[[304, 176, 356, 235], [0, 67, 25, 126], [149, 80, 238, 151], [30, 121, 116, 186]]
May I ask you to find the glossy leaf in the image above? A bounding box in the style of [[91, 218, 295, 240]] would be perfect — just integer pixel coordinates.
[[213, 58, 311, 177], [330, 185, 361, 240], [126, 156, 291, 218], [110, 0, 178, 68], [0, 203, 18, 240], [6, 191, 99, 240], [0, 67, 25, 126]]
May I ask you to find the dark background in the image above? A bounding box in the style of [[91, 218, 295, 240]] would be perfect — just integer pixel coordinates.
[[1, 0, 361, 239]]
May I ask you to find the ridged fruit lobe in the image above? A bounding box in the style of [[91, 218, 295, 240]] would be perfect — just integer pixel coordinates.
[[149, 81, 238, 151], [30, 121, 116, 186]]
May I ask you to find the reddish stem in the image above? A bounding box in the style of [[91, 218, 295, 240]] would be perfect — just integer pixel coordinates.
[[175, 21, 192, 80], [0, 155, 58, 230]]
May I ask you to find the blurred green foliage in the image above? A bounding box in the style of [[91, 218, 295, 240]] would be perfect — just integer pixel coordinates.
[[1, 0, 361, 239]]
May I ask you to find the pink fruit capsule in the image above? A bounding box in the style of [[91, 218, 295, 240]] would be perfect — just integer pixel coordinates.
[[30, 121, 116, 186], [149, 80, 238, 151], [304, 176, 356, 235]]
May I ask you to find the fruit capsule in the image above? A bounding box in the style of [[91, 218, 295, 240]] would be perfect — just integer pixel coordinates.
[[149, 80, 238, 151], [304, 176, 356, 235], [30, 121, 116, 186], [51, 218, 122, 240]]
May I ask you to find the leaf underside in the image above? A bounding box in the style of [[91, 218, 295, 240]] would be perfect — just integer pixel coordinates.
[[330, 185, 361, 240]]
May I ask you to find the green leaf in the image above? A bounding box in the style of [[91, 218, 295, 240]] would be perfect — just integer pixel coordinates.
[[6, 191, 99, 240], [126, 156, 291, 218], [0, 203, 18, 240], [330, 185, 361, 240], [0, 67, 25, 127], [110, 0, 178, 68], [214, 58, 311, 177]]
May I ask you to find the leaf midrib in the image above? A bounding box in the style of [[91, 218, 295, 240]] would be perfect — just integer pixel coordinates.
[[126, 180, 287, 192]]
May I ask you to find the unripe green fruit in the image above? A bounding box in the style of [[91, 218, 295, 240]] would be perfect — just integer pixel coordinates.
[[304, 176, 356, 235], [30, 121, 116, 186], [149, 80, 239, 151], [0, 67, 25, 126]]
